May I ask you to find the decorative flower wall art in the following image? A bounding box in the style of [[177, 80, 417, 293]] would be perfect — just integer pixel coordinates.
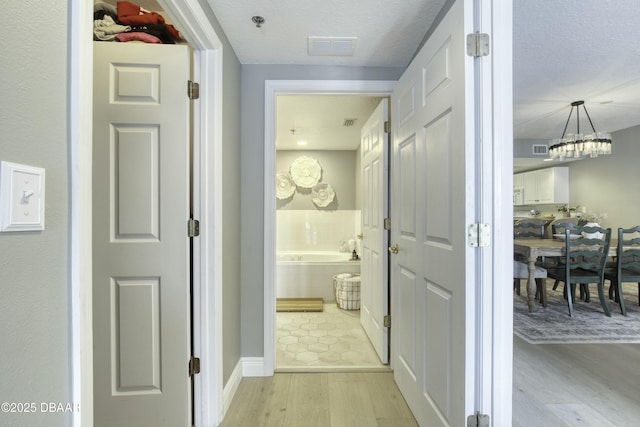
[[311, 183, 335, 207], [290, 156, 322, 188], [276, 171, 296, 200]]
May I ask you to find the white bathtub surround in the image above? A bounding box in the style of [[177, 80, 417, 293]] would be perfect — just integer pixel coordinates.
[[277, 210, 361, 252], [277, 252, 360, 302]]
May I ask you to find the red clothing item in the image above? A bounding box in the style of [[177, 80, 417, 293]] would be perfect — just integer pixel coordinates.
[[117, 1, 181, 41], [118, 1, 165, 25]]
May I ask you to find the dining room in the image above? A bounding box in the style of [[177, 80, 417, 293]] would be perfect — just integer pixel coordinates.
[[512, 126, 640, 426], [511, 1, 640, 425]]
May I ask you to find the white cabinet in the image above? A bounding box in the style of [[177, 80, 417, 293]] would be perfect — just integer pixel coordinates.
[[517, 167, 568, 204], [513, 173, 524, 189]]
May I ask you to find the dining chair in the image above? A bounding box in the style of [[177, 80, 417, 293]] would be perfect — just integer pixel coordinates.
[[547, 219, 580, 291], [514, 218, 548, 239], [546, 225, 612, 317], [603, 226, 640, 316], [513, 218, 549, 305], [547, 217, 580, 239]]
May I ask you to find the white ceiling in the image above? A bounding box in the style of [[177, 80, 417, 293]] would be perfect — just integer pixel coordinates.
[[204, 0, 640, 156], [513, 0, 640, 141], [207, 0, 447, 67], [277, 95, 383, 150]]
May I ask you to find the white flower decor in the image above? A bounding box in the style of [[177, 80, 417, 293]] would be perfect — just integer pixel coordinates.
[[311, 183, 335, 207], [290, 156, 322, 188], [276, 172, 296, 200]]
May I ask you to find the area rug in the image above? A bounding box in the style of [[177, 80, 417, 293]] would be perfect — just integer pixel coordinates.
[[513, 280, 640, 344]]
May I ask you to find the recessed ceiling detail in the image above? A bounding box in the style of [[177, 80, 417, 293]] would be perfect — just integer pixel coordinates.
[[308, 36, 356, 56]]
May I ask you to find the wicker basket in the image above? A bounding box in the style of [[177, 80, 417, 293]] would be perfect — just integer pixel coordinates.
[[333, 274, 361, 310]]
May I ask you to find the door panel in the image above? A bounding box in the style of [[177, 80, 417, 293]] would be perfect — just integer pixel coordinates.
[[360, 99, 389, 364], [391, 1, 474, 425], [93, 42, 191, 427]]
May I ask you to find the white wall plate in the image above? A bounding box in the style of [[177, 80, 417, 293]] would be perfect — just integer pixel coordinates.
[[0, 161, 46, 232]]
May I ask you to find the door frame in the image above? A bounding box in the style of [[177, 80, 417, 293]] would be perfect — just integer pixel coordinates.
[[263, 80, 396, 375], [69, 0, 225, 425]]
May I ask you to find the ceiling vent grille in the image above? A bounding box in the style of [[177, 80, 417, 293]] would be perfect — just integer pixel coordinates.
[[308, 37, 357, 56], [343, 118, 357, 127], [532, 144, 548, 155]]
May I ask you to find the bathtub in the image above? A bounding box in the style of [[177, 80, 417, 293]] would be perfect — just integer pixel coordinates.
[[276, 251, 361, 302]]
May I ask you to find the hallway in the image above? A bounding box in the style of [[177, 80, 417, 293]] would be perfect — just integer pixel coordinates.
[[219, 372, 418, 427]]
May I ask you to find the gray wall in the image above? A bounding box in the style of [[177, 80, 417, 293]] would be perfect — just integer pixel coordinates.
[[240, 65, 403, 357], [567, 124, 640, 230], [276, 150, 357, 210], [195, 0, 243, 388], [514, 138, 550, 158], [0, 1, 71, 426]]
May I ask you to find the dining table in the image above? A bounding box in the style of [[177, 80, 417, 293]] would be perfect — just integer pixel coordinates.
[[513, 237, 617, 312]]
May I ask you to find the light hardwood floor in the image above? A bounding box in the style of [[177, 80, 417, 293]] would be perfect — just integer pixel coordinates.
[[513, 336, 640, 427], [219, 372, 418, 427], [221, 339, 640, 427]]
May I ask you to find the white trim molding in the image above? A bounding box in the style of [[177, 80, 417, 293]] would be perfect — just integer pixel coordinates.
[[223, 360, 244, 414], [263, 80, 396, 376], [242, 357, 267, 377], [157, 1, 225, 425], [69, 0, 94, 425]]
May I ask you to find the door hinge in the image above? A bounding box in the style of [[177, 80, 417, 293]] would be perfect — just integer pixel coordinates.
[[466, 32, 490, 57], [188, 219, 200, 237], [384, 120, 390, 133], [189, 356, 201, 377], [188, 80, 200, 100], [384, 315, 391, 328], [384, 217, 391, 231], [468, 223, 491, 247], [467, 413, 490, 427]]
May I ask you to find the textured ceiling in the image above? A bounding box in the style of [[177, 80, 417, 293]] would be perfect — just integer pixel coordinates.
[[206, 0, 640, 156], [207, 0, 447, 67], [513, 0, 640, 140], [164, 0, 640, 162]]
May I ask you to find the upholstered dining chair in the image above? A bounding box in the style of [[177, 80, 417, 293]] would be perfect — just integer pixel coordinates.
[[603, 226, 640, 316], [546, 225, 612, 317]]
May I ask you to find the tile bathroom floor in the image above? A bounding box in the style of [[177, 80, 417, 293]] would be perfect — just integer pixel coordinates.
[[276, 303, 389, 372]]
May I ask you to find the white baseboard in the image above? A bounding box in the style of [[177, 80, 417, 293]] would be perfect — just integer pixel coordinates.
[[222, 360, 243, 415], [221, 357, 267, 418], [242, 357, 266, 377]]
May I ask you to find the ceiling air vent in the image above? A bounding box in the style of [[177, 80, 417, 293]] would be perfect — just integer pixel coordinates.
[[308, 37, 357, 56], [532, 144, 548, 155], [343, 118, 357, 127]]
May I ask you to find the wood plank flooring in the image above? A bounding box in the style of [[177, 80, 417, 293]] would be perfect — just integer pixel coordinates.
[[221, 339, 640, 427], [218, 372, 418, 427], [513, 336, 640, 427]]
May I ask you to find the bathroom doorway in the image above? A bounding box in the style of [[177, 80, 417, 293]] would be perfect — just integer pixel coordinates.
[[273, 93, 390, 371]]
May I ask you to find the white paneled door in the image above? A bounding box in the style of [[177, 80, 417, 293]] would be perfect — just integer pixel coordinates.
[[93, 42, 191, 427], [390, 0, 488, 425], [360, 99, 389, 364]]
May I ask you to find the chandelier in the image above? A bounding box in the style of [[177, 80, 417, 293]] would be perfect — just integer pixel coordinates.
[[548, 100, 612, 160]]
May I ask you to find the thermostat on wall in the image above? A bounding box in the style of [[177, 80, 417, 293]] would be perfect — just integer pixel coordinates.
[[0, 161, 46, 232]]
